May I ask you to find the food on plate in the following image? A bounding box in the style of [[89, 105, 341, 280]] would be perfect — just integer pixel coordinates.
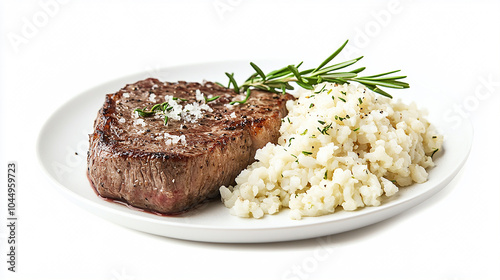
[[220, 82, 443, 219], [87, 78, 291, 214], [87, 39, 442, 219]]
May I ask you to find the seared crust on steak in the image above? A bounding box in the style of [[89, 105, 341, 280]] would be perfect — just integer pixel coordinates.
[[87, 78, 292, 214]]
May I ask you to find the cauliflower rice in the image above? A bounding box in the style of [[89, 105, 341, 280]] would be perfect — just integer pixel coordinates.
[[220, 83, 443, 219]]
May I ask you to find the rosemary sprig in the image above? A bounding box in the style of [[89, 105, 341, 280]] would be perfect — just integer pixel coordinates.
[[222, 40, 409, 103]]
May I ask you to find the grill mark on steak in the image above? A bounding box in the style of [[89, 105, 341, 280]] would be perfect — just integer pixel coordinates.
[[87, 78, 292, 214]]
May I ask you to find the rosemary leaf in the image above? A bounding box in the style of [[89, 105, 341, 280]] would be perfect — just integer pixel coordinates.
[[229, 88, 252, 105], [288, 64, 304, 83], [313, 39, 349, 72], [360, 70, 402, 79], [250, 62, 266, 80], [205, 95, 220, 103], [312, 56, 363, 76], [225, 72, 239, 94], [296, 80, 314, 90], [134, 108, 155, 117]]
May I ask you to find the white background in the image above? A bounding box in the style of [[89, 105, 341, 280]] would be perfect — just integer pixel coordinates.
[[1, 0, 499, 279]]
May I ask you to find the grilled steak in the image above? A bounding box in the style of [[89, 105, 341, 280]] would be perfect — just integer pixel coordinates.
[[87, 78, 292, 214]]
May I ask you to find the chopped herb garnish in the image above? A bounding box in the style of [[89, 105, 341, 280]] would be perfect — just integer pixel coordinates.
[[315, 84, 326, 94], [300, 129, 308, 135], [151, 103, 163, 111], [431, 148, 439, 158], [288, 137, 295, 146], [135, 101, 173, 118], [324, 170, 328, 180], [134, 107, 155, 117], [338, 97, 346, 102], [358, 97, 363, 104], [302, 151, 313, 156], [335, 115, 346, 121], [309, 103, 315, 108], [341, 91, 347, 95], [205, 95, 220, 103], [318, 123, 332, 135], [353, 127, 360, 131], [324, 123, 332, 131], [318, 120, 326, 125]]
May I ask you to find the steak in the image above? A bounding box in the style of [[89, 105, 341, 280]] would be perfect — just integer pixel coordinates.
[[87, 78, 292, 214]]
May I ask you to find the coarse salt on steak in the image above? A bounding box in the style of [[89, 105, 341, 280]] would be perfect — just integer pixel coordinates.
[[87, 78, 292, 214]]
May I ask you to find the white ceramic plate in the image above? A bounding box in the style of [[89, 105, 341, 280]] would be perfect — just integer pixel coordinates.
[[36, 61, 473, 243]]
